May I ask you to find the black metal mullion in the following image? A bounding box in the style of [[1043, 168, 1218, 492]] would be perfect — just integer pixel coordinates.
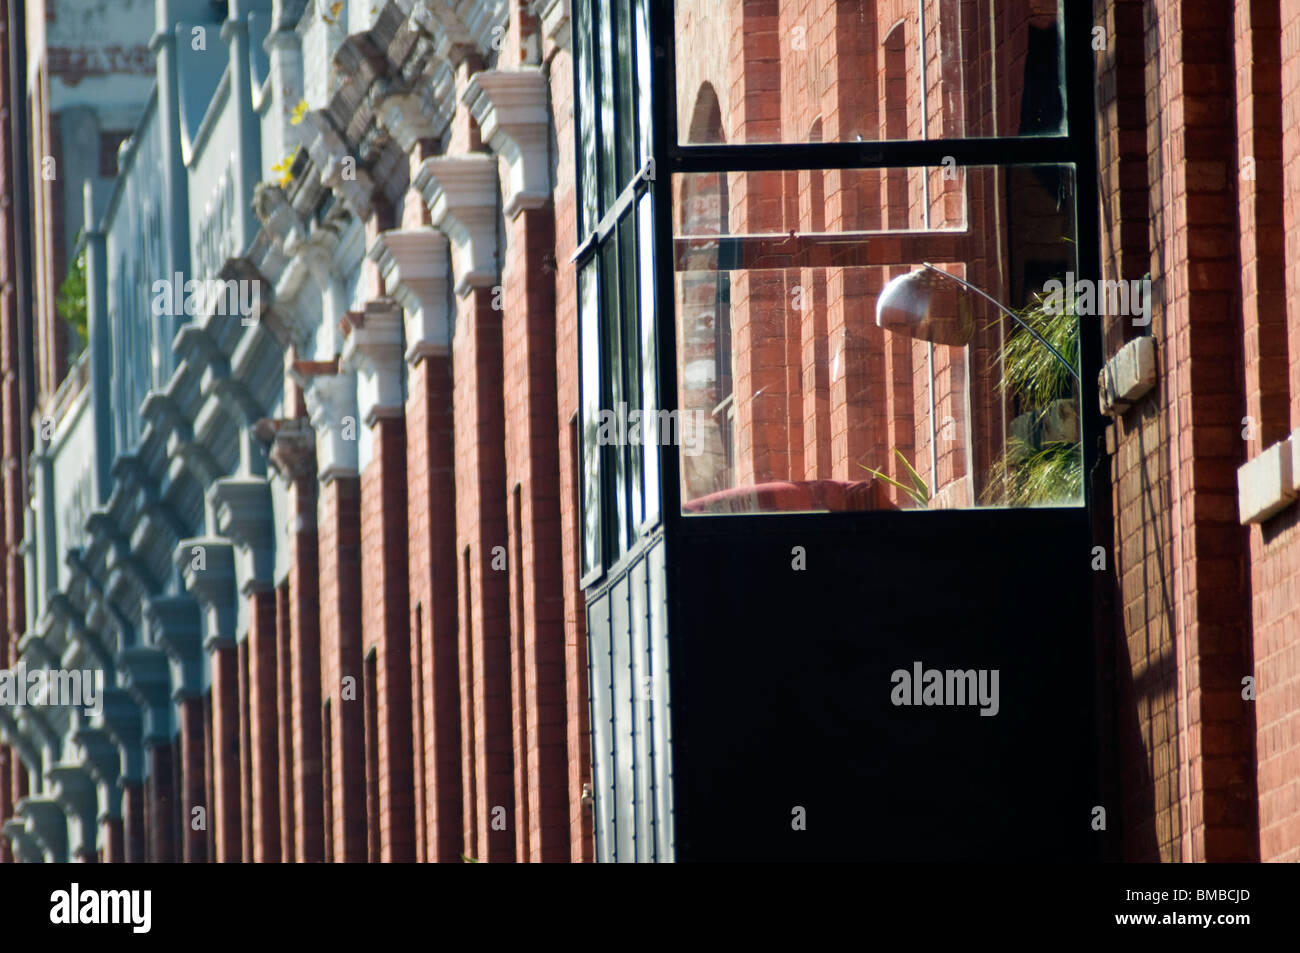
[[654, 0, 682, 524]]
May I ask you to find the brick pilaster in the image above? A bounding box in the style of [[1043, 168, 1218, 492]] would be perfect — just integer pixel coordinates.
[[179, 696, 207, 861], [247, 588, 282, 862], [501, 206, 570, 860], [122, 778, 146, 863], [210, 644, 242, 861], [276, 582, 295, 861], [407, 352, 464, 862], [319, 474, 368, 862], [146, 742, 177, 862], [454, 286, 515, 862], [362, 412, 416, 861]]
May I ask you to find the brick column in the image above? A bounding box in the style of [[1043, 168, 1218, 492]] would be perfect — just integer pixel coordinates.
[[415, 153, 516, 862], [343, 300, 416, 862], [210, 643, 242, 861], [297, 362, 368, 863], [371, 226, 464, 863], [147, 743, 177, 863], [268, 418, 325, 862], [1151, 0, 1258, 862], [103, 817, 125, 863], [467, 66, 573, 862], [147, 596, 206, 862], [276, 582, 295, 861], [318, 472, 366, 863], [247, 588, 281, 861], [96, 689, 139, 864], [178, 696, 207, 861], [122, 780, 146, 863], [541, 44, 596, 861]]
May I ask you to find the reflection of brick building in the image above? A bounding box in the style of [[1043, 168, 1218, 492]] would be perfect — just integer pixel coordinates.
[[0, 0, 1297, 865]]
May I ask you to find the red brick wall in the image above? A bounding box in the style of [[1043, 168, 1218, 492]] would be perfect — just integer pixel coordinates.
[[287, 454, 325, 862], [179, 695, 207, 862], [360, 414, 416, 861], [1253, 0, 1300, 862], [318, 474, 367, 862], [546, 38, 595, 863], [452, 286, 515, 862], [405, 349, 464, 862], [247, 589, 281, 862], [502, 205, 571, 861], [209, 643, 242, 862]]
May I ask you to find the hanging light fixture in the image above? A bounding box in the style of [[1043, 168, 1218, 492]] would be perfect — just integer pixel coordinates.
[[875, 267, 976, 347], [875, 263, 1080, 382]]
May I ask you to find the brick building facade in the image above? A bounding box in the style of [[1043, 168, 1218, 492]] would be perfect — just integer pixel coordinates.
[[0, 0, 1296, 863]]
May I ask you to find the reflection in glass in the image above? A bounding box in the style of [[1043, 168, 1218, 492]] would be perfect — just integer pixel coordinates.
[[675, 0, 1066, 145], [673, 165, 1083, 516]]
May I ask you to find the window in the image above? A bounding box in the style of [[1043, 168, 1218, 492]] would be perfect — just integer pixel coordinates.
[[575, 0, 659, 584], [668, 0, 1088, 516]]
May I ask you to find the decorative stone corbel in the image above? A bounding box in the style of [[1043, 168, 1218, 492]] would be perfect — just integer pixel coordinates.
[[532, 0, 571, 51], [209, 476, 277, 593], [368, 228, 452, 363], [340, 299, 406, 424], [300, 108, 378, 218], [279, 223, 342, 335], [116, 645, 174, 744], [464, 68, 551, 218], [256, 417, 318, 484], [291, 360, 360, 482], [97, 688, 145, 784], [175, 537, 238, 650], [376, 59, 457, 151], [18, 797, 67, 860], [253, 181, 307, 247], [86, 511, 158, 596], [409, 0, 484, 65], [413, 154, 499, 295], [71, 723, 123, 821], [145, 595, 203, 700], [48, 592, 113, 672], [1, 819, 44, 863], [47, 761, 99, 859]]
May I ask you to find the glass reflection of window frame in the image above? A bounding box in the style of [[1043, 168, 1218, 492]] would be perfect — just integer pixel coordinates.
[[655, 0, 1102, 519], [674, 1, 1069, 145], [574, 0, 659, 587]]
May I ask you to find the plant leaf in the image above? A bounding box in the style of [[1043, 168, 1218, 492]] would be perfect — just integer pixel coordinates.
[[859, 463, 928, 508], [893, 448, 930, 498]]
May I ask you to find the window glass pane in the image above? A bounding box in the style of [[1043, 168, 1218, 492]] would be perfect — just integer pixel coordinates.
[[600, 240, 629, 555], [673, 164, 1085, 515], [597, 0, 619, 213], [575, 0, 599, 235], [613, 0, 637, 191], [618, 212, 643, 532], [580, 261, 603, 577], [638, 192, 660, 529], [675, 0, 1066, 145], [635, 0, 652, 169]]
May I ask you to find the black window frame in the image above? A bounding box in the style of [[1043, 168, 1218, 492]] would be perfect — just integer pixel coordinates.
[[650, 0, 1103, 528], [574, 0, 660, 589]]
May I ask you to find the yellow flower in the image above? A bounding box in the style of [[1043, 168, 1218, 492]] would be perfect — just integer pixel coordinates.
[[271, 147, 300, 188]]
